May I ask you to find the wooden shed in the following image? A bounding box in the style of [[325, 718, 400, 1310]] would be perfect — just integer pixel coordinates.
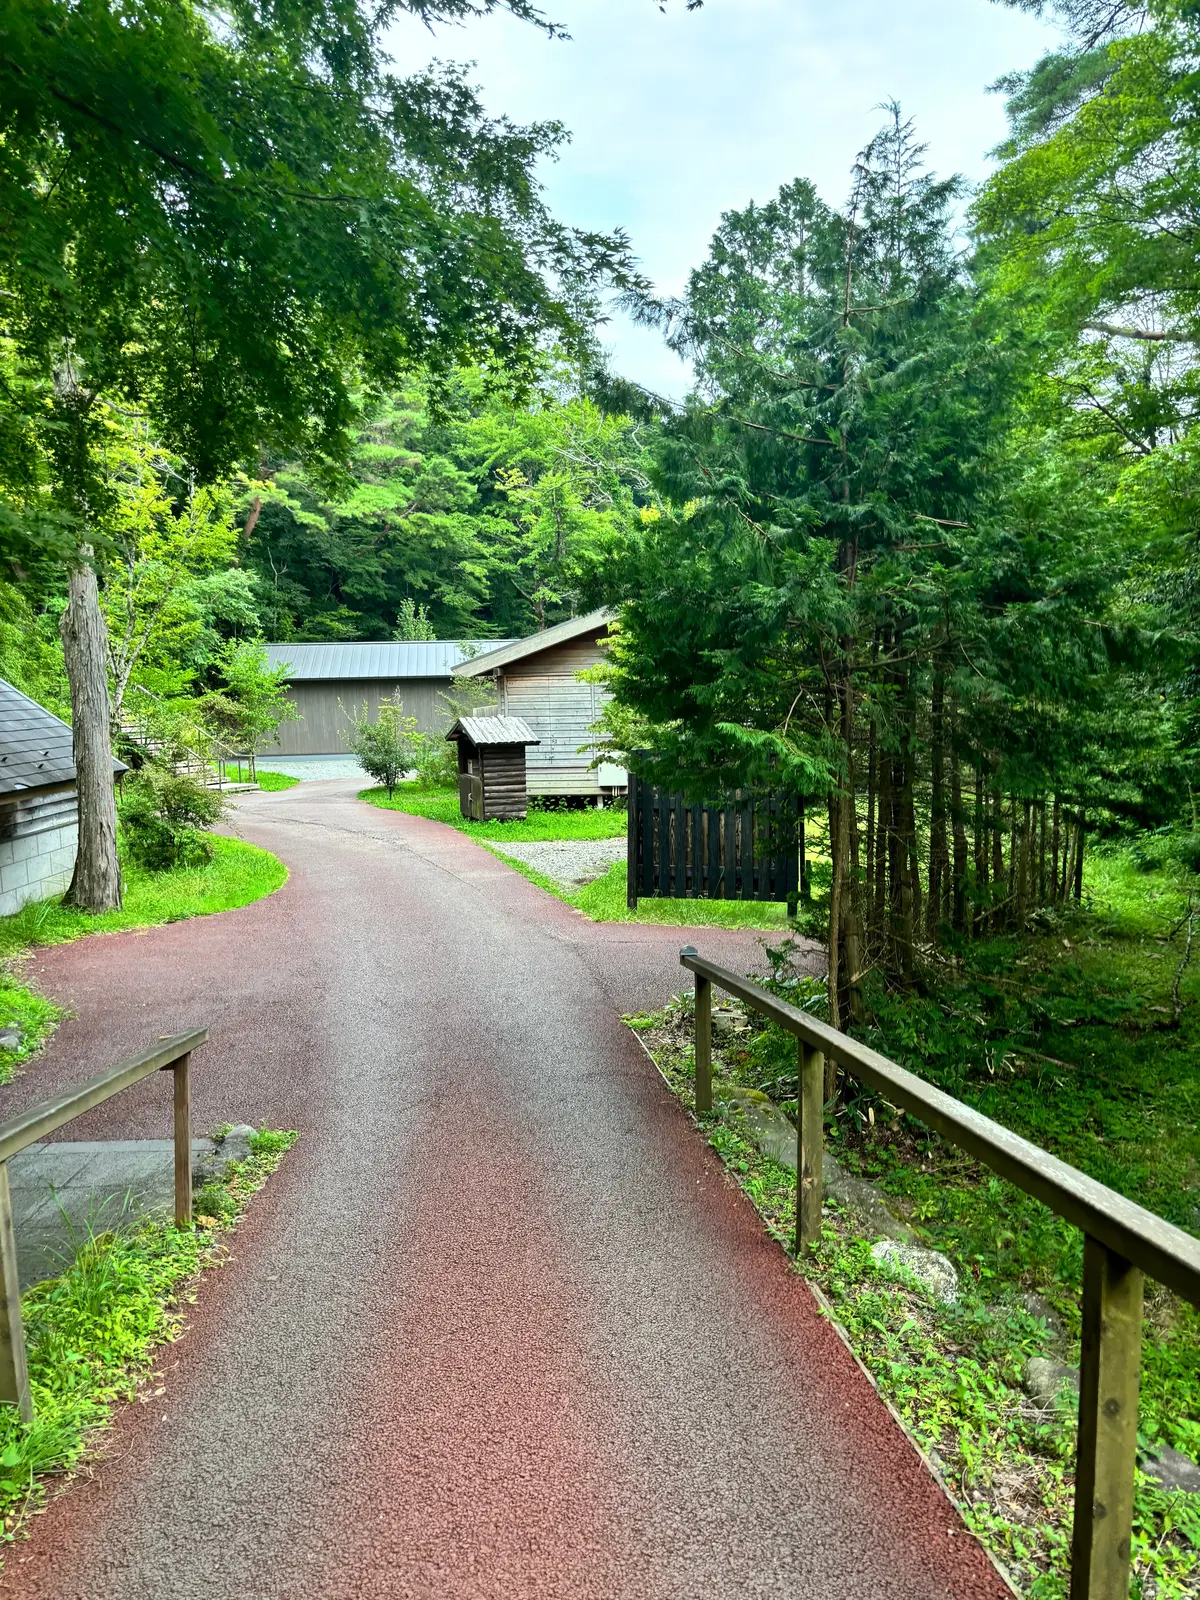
[[450, 608, 626, 799], [446, 715, 540, 821]]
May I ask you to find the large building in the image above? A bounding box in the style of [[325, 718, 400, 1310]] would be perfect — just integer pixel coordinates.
[[261, 640, 512, 757], [451, 609, 626, 799]]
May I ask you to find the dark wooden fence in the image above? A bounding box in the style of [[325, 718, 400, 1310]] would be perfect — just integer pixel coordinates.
[[626, 775, 804, 909]]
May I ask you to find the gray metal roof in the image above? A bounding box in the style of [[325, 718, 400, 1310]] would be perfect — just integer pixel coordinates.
[[451, 608, 615, 678], [264, 640, 515, 682], [446, 715, 540, 748]]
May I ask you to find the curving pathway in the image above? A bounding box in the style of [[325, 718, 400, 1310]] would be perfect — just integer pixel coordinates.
[[0, 782, 1008, 1599]]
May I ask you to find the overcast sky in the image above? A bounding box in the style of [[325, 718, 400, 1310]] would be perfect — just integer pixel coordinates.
[[385, 0, 1060, 394]]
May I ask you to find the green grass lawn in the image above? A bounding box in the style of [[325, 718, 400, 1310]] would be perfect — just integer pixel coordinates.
[[362, 783, 793, 928], [0, 836, 287, 1083], [361, 782, 627, 840], [256, 770, 299, 792]]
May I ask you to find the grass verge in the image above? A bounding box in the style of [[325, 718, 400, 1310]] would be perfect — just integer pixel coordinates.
[[0, 1128, 297, 1549], [0, 836, 287, 1084], [630, 996, 1200, 1598], [364, 783, 793, 928], [256, 770, 299, 792]]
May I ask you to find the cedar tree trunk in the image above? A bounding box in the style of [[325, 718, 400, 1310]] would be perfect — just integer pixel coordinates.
[[61, 553, 122, 911]]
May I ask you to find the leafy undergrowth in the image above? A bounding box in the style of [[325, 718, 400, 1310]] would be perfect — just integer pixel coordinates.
[[256, 770, 299, 791], [628, 952, 1200, 1597], [0, 837, 287, 1083], [0, 1128, 297, 1550], [0, 976, 61, 1089]]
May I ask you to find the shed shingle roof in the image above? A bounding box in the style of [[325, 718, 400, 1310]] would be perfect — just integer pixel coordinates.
[[446, 715, 540, 748], [0, 678, 77, 796], [263, 640, 515, 682]]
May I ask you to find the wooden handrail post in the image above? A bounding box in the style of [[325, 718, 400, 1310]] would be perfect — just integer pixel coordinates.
[[1070, 1235, 1143, 1600], [796, 1041, 824, 1254], [0, 1163, 32, 1422], [693, 965, 712, 1115], [171, 1053, 192, 1229]]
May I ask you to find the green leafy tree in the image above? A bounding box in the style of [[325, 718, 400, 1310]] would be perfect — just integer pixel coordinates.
[[345, 696, 421, 796], [599, 111, 1134, 1040], [0, 0, 645, 909]]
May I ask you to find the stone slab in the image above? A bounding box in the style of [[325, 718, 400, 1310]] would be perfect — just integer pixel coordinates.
[[9, 1139, 220, 1288]]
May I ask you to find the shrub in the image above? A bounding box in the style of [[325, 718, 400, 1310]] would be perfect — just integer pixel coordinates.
[[344, 696, 421, 796], [414, 732, 457, 788], [119, 768, 226, 870]]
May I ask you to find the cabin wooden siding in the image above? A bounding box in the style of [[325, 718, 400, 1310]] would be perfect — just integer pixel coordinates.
[[492, 633, 620, 797], [479, 747, 527, 819], [268, 678, 450, 756]]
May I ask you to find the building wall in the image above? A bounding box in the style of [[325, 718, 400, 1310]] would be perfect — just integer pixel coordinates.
[[0, 791, 78, 917], [265, 677, 454, 756], [494, 632, 624, 797]]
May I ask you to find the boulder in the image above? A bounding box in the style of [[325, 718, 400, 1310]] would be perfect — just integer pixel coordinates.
[[220, 1124, 257, 1165], [721, 1087, 797, 1169], [719, 1089, 916, 1243], [1023, 1356, 1080, 1408], [825, 1154, 918, 1245], [1017, 1291, 1066, 1339], [870, 1239, 959, 1305], [1143, 1444, 1200, 1496], [0, 1028, 22, 1051]]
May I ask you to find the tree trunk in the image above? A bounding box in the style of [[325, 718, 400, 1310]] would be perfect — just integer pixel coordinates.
[[61, 554, 122, 912], [951, 748, 968, 935], [928, 672, 947, 941]]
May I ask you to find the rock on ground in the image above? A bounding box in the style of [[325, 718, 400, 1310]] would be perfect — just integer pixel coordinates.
[[870, 1240, 959, 1305], [1022, 1356, 1080, 1408], [1143, 1445, 1200, 1495]]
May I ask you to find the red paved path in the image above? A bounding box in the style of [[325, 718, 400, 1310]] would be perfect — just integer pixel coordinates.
[[0, 783, 1008, 1599]]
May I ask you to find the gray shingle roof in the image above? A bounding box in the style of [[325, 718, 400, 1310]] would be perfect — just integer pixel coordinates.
[[0, 678, 78, 796], [451, 608, 614, 678], [446, 715, 540, 748], [263, 640, 515, 682]]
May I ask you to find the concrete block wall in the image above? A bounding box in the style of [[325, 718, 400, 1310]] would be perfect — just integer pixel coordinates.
[[0, 819, 78, 917]]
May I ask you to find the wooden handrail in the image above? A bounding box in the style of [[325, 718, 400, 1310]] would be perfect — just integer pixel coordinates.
[[0, 1029, 206, 1423], [679, 947, 1185, 1600]]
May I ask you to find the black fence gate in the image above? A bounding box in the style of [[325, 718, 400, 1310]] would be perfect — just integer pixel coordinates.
[[626, 776, 805, 909]]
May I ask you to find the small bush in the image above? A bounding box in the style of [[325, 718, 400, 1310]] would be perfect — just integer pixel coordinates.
[[344, 696, 421, 796], [414, 734, 457, 788], [119, 768, 226, 871]]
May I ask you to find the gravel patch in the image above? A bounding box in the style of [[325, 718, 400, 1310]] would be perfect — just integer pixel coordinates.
[[489, 837, 625, 889], [257, 756, 367, 782]]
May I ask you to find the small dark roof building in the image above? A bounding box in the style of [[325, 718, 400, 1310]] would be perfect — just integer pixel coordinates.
[[0, 678, 125, 916], [446, 715, 539, 821], [452, 608, 625, 798], [262, 639, 515, 757]]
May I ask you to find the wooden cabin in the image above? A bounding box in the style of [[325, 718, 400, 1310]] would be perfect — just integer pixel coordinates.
[[450, 609, 626, 800], [0, 678, 126, 916], [446, 715, 539, 821]]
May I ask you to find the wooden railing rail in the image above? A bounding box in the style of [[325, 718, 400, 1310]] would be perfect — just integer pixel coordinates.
[[679, 947, 1200, 1600], [0, 1029, 207, 1423]]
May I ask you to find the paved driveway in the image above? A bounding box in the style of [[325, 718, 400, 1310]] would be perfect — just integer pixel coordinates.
[[0, 783, 1006, 1599]]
